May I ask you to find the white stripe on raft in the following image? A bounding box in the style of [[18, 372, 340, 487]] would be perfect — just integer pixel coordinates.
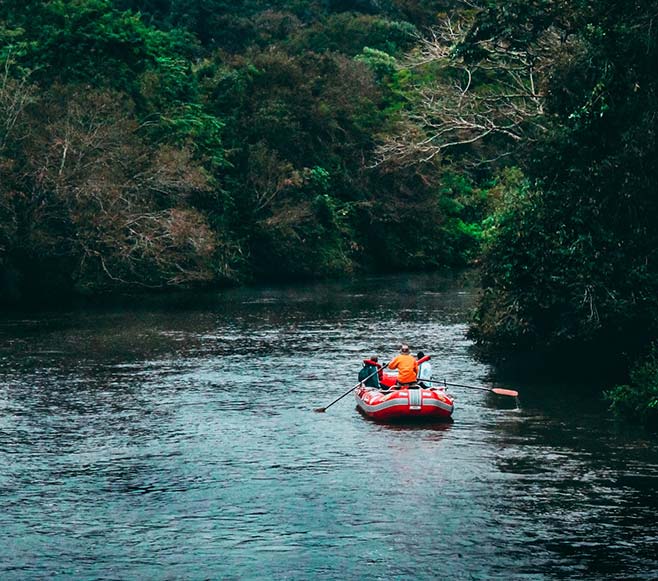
[[420, 399, 454, 412]]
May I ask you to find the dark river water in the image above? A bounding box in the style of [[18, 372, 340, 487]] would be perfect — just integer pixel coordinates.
[[1, 273, 656, 580]]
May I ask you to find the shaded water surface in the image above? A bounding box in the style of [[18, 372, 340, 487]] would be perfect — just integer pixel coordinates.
[[1, 274, 656, 579]]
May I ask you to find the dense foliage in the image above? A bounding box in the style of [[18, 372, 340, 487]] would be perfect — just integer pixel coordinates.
[[461, 0, 658, 420], [0, 0, 483, 300], [469, 0, 658, 355]]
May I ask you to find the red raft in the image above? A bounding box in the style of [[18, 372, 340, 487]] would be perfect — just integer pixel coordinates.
[[354, 372, 454, 421]]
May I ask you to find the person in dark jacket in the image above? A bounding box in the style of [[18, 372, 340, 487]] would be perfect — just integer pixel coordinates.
[[358, 356, 382, 388]]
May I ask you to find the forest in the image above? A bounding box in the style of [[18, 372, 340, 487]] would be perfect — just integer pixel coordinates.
[[1, 0, 656, 422]]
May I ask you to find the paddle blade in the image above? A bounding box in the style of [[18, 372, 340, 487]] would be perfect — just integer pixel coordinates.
[[491, 388, 519, 397], [314, 407, 327, 413]]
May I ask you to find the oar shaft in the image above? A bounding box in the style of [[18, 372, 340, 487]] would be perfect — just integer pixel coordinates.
[[318, 362, 388, 412], [444, 381, 491, 391], [441, 380, 518, 397]]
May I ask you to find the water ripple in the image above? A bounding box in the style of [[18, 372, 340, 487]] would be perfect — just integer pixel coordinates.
[[0, 274, 656, 579]]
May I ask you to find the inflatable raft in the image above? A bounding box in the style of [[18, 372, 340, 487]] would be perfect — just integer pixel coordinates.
[[354, 384, 454, 421]]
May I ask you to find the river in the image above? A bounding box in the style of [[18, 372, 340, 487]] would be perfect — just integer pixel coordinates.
[[1, 273, 656, 580]]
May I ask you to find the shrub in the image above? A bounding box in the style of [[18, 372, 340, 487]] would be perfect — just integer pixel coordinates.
[[605, 347, 658, 426]]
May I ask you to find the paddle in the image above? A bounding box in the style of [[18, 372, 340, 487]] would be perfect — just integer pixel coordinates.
[[430, 380, 518, 397], [314, 362, 389, 413]]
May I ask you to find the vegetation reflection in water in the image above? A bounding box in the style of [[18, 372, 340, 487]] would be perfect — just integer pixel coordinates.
[[0, 274, 656, 579]]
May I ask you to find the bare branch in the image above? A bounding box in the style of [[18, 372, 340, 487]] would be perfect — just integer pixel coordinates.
[[374, 16, 559, 168]]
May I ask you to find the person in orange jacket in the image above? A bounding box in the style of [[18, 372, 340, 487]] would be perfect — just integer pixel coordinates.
[[387, 344, 418, 388]]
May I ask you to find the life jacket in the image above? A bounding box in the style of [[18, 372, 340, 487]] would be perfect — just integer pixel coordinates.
[[363, 359, 383, 375], [388, 353, 418, 383]]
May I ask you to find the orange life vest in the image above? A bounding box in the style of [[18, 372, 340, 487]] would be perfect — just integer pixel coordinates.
[[388, 353, 418, 383]]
